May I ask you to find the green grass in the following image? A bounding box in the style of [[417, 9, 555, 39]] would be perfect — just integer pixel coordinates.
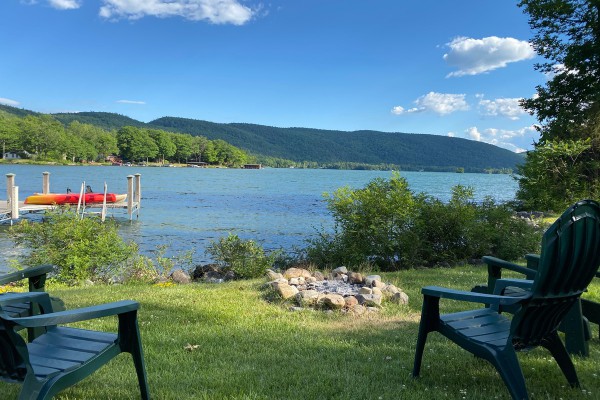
[[3, 265, 600, 399]]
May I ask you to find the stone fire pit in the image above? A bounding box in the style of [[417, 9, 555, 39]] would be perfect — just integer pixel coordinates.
[[265, 266, 408, 314]]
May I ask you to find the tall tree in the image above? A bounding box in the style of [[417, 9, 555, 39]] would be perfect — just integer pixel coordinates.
[[116, 126, 158, 162], [517, 0, 600, 210], [519, 0, 600, 141]]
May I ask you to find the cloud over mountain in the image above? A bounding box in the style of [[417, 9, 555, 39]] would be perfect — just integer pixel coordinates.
[[392, 92, 469, 116], [444, 36, 535, 77]]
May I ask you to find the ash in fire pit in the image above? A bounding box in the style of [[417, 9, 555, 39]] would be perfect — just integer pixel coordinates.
[[265, 266, 408, 313]]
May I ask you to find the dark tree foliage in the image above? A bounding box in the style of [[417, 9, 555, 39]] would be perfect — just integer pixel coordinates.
[[517, 0, 600, 210], [519, 0, 600, 141]]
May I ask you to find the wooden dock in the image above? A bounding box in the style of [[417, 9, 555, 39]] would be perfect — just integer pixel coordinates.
[[1, 172, 141, 224]]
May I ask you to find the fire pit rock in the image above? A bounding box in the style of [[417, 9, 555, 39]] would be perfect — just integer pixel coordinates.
[[265, 267, 409, 312]]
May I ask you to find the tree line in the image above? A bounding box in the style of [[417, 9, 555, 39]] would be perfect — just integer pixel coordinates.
[[0, 112, 249, 167]]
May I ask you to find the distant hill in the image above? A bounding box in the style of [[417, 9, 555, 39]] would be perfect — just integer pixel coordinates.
[[0, 104, 39, 118], [149, 117, 524, 171], [0, 105, 524, 171], [53, 112, 147, 130]]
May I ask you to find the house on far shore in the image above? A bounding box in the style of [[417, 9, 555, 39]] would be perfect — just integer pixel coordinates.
[[243, 164, 262, 169], [3, 150, 31, 160]]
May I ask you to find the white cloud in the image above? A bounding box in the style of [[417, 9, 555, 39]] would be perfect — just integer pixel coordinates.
[[444, 36, 535, 77], [0, 98, 20, 107], [392, 92, 469, 116], [465, 125, 538, 152], [99, 0, 255, 25], [49, 0, 80, 9], [117, 99, 146, 104], [478, 97, 527, 120]]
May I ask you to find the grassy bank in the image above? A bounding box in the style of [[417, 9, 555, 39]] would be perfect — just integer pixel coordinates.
[[2, 265, 600, 399]]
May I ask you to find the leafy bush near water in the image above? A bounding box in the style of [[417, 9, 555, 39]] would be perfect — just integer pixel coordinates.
[[305, 173, 543, 270], [9, 210, 139, 282], [206, 234, 278, 279]]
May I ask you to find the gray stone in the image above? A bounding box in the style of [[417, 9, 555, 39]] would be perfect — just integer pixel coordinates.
[[283, 267, 312, 279], [318, 294, 346, 309], [266, 269, 283, 280], [373, 280, 386, 289], [312, 271, 325, 281], [296, 290, 319, 306], [289, 277, 301, 286], [356, 293, 382, 307], [306, 276, 317, 284], [359, 287, 373, 295], [344, 296, 359, 308], [372, 287, 383, 297], [364, 275, 382, 287], [332, 266, 348, 275], [170, 269, 191, 284], [382, 284, 400, 297], [289, 306, 304, 312], [391, 291, 409, 305], [351, 304, 367, 315], [273, 281, 299, 299], [348, 272, 364, 284]]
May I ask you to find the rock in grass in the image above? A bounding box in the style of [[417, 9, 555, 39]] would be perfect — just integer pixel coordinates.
[[391, 291, 409, 305], [266, 269, 283, 280], [171, 269, 191, 284], [364, 275, 382, 287], [332, 266, 348, 275], [283, 267, 312, 279], [318, 294, 346, 310], [356, 293, 382, 307], [348, 272, 364, 284], [272, 281, 299, 299], [344, 296, 359, 307], [296, 290, 319, 306]]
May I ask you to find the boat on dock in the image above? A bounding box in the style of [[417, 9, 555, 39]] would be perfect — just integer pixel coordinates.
[[24, 192, 127, 205]]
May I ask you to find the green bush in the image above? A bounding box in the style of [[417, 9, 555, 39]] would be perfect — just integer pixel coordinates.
[[9, 209, 138, 282], [206, 234, 276, 279], [305, 174, 542, 270]]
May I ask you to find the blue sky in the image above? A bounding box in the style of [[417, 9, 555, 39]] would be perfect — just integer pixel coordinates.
[[1, 0, 545, 152]]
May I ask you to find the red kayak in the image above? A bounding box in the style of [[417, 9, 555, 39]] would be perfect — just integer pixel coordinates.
[[24, 193, 126, 205]]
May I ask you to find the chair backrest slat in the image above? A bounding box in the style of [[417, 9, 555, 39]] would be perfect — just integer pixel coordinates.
[[512, 200, 600, 346]]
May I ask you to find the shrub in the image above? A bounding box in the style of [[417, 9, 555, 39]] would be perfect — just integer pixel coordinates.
[[9, 209, 138, 282], [305, 175, 543, 270], [206, 234, 276, 279]]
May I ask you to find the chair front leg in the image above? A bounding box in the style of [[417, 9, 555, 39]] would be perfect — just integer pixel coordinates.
[[412, 294, 440, 377]]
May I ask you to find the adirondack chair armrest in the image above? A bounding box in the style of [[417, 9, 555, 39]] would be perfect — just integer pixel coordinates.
[[422, 286, 525, 306], [0, 264, 55, 288], [482, 256, 537, 279], [5, 300, 140, 328], [492, 278, 534, 295]]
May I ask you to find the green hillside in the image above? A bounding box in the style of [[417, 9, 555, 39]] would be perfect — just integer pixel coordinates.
[[0, 105, 524, 171], [53, 112, 147, 130], [150, 117, 524, 170]]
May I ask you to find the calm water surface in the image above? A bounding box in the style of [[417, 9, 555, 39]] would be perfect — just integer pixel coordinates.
[[0, 165, 518, 267]]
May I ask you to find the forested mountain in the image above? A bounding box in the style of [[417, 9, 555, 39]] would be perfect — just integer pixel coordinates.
[[0, 105, 524, 171], [53, 112, 147, 130], [150, 117, 524, 170]]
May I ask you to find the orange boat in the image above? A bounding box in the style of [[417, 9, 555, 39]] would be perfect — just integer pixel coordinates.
[[24, 193, 127, 205]]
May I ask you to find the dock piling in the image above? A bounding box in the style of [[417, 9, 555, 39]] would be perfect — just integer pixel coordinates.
[[42, 172, 50, 194]]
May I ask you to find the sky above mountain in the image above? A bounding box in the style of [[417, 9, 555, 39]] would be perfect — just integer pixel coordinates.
[[1, 1, 544, 152]]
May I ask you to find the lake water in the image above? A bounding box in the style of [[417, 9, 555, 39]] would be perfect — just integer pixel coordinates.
[[0, 165, 518, 268]]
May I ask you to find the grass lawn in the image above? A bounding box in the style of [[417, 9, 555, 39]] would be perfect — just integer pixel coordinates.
[[2, 265, 600, 399]]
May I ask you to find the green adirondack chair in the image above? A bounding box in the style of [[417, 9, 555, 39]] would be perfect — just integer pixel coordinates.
[[0, 265, 55, 318], [412, 199, 600, 400], [0, 291, 150, 399]]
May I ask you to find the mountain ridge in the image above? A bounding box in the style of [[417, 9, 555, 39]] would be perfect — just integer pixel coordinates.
[[0, 104, 524, 171]]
